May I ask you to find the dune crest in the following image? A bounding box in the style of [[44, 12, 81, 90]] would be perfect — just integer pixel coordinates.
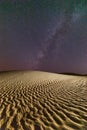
[[0, 71, 87, 130]]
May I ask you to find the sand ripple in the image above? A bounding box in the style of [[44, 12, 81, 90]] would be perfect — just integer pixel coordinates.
[[0, 71, 87, 130]]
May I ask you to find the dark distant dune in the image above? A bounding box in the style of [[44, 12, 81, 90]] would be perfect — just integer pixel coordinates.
[[60, 72, 87, 76], [0, 71, 87, 130]]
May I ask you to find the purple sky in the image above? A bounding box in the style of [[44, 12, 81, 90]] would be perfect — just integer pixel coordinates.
[[0, 1, 87, 74]]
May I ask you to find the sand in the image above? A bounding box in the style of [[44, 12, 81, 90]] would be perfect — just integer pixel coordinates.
[[0, 71, 87, 130]]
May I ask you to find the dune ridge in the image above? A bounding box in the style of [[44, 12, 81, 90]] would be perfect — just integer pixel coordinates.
[[0, 71, 87, 130]]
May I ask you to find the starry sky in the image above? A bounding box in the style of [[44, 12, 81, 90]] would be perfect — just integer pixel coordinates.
[[0, 0, 87, 74]]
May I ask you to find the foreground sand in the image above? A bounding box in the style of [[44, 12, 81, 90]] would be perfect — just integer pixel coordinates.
[[0, 71, 87, 130]]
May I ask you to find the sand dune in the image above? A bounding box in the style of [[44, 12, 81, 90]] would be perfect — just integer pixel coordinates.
[[0, 71, 87, 130]]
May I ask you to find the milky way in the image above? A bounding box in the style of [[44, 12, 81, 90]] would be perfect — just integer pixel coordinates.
[[0, 0, 87, 74]]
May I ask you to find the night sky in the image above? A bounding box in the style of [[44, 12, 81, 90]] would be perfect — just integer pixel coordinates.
[[0, 0, 87, 74]]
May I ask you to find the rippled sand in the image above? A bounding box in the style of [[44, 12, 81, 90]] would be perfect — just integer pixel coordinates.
[[0, 71, 87, 130]]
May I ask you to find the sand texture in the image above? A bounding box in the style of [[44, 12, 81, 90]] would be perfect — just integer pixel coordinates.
[[0, 71, 87, 130]]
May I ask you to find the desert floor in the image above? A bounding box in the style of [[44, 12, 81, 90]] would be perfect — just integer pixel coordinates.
[[0, 71, 87, 130]]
